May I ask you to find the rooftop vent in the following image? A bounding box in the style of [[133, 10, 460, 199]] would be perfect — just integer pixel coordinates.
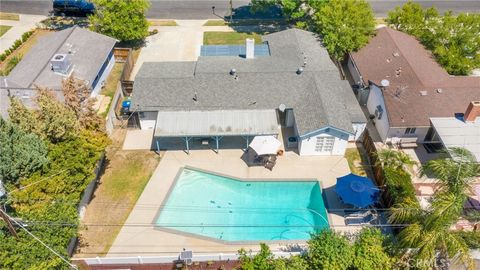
[[230, 68, 236, 76], [436, 88, 443, 93], [393, 52, 400, 57], [296, 67, 304, 75], [50, 53, 72, 75], [381, 79, 390, 87], [420, 91, 428, 96]]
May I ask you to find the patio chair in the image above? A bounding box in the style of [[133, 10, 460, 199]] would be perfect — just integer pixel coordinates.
[[345, 210, 378, 226], [264, 156, 277, 171]]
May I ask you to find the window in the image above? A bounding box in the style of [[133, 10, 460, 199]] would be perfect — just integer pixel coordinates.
[[315, 136, 335, 152], [405, 127, 416, 135], [375, 105, 383, 120]]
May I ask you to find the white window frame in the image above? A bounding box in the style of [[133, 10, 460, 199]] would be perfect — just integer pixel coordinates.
[[315, 136, 335, 152]]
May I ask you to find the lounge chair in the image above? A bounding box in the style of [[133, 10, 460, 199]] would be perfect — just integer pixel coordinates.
[[345, 210, 378, 226]]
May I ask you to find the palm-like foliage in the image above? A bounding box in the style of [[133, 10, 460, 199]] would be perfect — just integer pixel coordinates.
[[422, 147, 480, 197], [376, 149, 417, 172], [390, 147, 479, 270], [390, 193, 473, 269]]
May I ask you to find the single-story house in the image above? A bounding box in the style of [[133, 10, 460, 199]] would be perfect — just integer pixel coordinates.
[[0, 26, 117, 118], [130, 29, 366, 156], [348, 27, 480, 151]]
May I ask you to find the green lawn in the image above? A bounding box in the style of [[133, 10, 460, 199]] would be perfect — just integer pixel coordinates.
[[149, 19, 178, 26], [0, 12, 20, 21], [203, 31, 262, 45], [203, 20, 227, 26], [344, 147, 368, 176], [0, 25, 12, 37]]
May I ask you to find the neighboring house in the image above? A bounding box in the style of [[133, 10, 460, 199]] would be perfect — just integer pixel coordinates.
[[0, 26, 117, 118], [348, 27, 480, 151], [131, 29, 366, 156]]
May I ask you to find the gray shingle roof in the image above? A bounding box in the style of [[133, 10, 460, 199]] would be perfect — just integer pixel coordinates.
[[5, 26, 116, 90], [131, 29, 365, 136]]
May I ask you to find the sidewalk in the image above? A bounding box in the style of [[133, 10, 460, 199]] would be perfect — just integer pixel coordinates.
[[0, 14, 46, 53]]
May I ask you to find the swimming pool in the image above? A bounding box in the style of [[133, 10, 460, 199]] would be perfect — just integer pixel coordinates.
[[156, 168, 329, 241]]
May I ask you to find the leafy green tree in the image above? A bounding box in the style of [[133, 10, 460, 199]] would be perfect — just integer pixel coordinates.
[[89, 0, 150, 42], [386, 1, 439, 38], [0, 118, 48, 184], [313, 0, 375, 60], [305, 229, 353, 269], [352, 228, 393, 270], [237, 243, 308, 270], [62, 75, 105, 132], [35, 88, 79, 143], [8, 96, 39, 135], [386, 1, 480, 75]]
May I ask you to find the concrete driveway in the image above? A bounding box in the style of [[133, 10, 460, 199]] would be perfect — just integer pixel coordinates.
[[130, 20, 233, 79]]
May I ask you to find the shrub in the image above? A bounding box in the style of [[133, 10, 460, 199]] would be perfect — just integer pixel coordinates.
[[13, 39, 22, 49], [21, 30, 33, 42], [383, 166, 416, 205], [0, 53, 6, 62]]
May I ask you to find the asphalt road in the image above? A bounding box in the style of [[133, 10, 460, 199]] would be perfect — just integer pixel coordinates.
[[0, 0, 479, 19]]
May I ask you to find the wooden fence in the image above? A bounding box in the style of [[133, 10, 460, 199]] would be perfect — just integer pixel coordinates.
[[361, 130, 393, 207]]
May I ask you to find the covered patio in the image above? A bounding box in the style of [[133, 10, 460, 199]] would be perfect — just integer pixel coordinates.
[[153, 109, 281, 154]]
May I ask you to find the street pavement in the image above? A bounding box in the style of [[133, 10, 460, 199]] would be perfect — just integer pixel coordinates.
[[0, 0, 479, 19]]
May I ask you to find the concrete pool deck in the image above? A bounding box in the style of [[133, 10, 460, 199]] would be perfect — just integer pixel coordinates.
[[108, 149, 357, 256]]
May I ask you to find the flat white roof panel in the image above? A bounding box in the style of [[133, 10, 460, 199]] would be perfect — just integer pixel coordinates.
[[430, 117, 480, 161], [154, 110, 279, 137]]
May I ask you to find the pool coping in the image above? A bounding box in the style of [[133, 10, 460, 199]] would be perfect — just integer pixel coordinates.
[[152, 165, 334, 246]]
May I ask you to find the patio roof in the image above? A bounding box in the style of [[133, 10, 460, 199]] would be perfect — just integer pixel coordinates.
[[430, 117, 480, 161], [154, 109, 279, 137]]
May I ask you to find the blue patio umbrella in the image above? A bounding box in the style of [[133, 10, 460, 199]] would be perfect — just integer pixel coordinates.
[[335, 173, 380, 208]]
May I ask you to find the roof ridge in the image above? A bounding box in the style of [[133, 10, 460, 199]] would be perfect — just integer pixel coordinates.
[[27, 27, 77, 88], [381, 27, 426, 88]]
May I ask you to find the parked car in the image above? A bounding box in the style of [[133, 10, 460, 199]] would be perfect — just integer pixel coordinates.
[[53, 0, 95, 15]]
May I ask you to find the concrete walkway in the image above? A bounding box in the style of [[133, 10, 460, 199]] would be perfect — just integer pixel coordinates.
[[130, 20, 234, 79], [0, 14, 46, 53], [108, 149, 356, 257]]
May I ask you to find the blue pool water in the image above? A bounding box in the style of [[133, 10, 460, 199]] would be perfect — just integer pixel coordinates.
[[156, 169, 329, 241]]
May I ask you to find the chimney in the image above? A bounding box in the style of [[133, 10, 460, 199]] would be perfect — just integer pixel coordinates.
[[464, 101, 480, 122], [245, 38, 254, 59]]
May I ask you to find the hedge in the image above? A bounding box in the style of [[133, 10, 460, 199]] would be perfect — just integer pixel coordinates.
[[0, 30, 33, 62], [383, 166, 416, 205]]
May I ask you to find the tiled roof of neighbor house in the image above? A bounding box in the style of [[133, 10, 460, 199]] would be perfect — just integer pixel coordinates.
[[3, 26, 117, 90], [132, 29, 365, 136], [350, 27, 480, 127]]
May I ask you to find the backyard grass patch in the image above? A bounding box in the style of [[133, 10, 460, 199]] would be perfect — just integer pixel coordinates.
[[0, 25, 12, 37], [203, 31, 262, 45], [76, 131, 160, 257], [0, 12, 20, 21], [149, 19, 177, 26], [344, 147, 368, 176], [101, 63, 124, 98], [203, 20, 227, 26]]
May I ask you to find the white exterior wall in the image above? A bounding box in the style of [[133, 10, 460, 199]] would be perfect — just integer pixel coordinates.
[[348, 122, 367, 141], [347, 56, 363, 86], [366, 84, 390, 142], [298, 127, 349, 156], [91, 55, 116, 97], [139, 111, 158, 130], [387, 126, 431, 142]]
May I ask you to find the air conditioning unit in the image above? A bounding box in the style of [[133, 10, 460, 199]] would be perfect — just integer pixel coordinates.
[[50, 53, 72, 74]]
